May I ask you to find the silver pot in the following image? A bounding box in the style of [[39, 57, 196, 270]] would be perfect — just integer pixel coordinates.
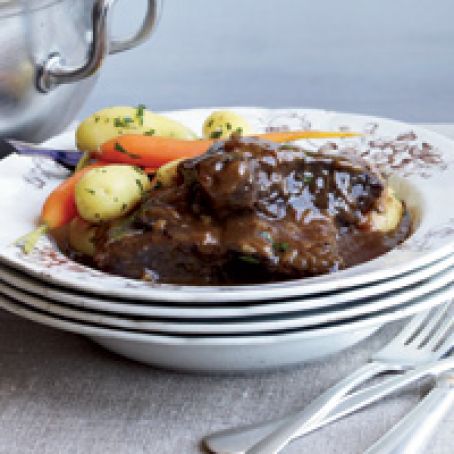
[[0, 0, 161, 142]]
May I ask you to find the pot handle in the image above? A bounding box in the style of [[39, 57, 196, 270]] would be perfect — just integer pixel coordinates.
[[37, 0, 161, 92]]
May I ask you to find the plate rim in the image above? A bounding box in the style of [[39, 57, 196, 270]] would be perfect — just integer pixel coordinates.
[[0, 288, 448, 345], [1, 264, 453, 335], [2, 251, 454, 318]]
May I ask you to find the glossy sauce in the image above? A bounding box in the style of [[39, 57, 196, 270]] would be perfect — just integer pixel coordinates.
[[68, 137, 413, 285]]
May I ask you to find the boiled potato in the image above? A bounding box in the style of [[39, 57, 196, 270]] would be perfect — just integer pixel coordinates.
[[76, 106, 197, 152], [155, 158, 184, 188], [202, 110, 252, 139], [75, 165, 151, 223], [69, 217, 98, 256], [367, 188, 403, 233]]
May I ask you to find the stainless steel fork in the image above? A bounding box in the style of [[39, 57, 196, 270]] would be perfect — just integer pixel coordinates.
[[204, 301, 454, 454], [364, 371, 454, 454]]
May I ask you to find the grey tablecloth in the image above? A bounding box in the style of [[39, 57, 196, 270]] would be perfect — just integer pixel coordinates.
[[1, 125, 453, 454]]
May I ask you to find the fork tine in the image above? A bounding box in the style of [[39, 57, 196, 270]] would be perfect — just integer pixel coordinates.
[[411, 301, 452, 347], [425, 317, 454, 351], [389, 309, 433, 345], [431, 331, 454, 358]]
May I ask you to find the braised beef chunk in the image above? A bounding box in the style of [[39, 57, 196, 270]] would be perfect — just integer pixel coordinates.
[[180, 137, 384, 224], [93, 136, 389, 285]]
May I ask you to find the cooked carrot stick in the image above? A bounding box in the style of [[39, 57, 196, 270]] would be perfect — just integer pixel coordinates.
[[97, 136, 212, 167], [16, 163, 106, 253], [259, 130, 361, 142], [97, 130, 361, 168]]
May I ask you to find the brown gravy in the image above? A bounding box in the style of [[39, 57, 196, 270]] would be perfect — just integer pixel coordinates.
[[62, 137, 413, 286], [339, 210, 411, 269]]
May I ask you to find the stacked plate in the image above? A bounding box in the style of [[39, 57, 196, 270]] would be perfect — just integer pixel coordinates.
[[1, 108, 454, 372]]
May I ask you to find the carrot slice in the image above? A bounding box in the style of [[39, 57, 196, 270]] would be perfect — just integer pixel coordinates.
[[97, 130, 361, 168]]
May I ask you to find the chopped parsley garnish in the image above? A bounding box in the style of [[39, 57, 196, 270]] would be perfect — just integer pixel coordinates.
[[85, 188, 96, 195], [209, 130, 223, 139], [303, 174, 313, 184], [206, 119, 214, 128], [136, 104, 146, 125], [273, 242, 289, 253], [135, 178, 145, 194], [114, 116, 134, 128], [144, 129, 155, 136], [133, 166, 146, 175], [121, 203, 128, 211], [114, 142, 140, 159], [235, 127, 243, 135], [94, 115, 100, 123], [239, 255, 260, 265], [225, 122, 232, 130]]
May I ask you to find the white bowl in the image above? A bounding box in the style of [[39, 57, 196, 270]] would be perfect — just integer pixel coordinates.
[[0, 290, 450, 372], [0, 292, 379, 372], [1, 108, 454, 303]]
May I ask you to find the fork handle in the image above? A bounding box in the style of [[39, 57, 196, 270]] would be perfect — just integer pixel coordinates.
[[365, 380, 454, 454], [245, 361, 389, 454], [204, 360, 454, 454]]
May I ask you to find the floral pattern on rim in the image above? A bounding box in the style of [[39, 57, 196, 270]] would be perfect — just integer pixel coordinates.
[[23, 157, 69, 190], [251, 111, 450, 178], [255, 110, 313, 133], [10, 237, 161, 290], [328, 124, 450, 178], [13, 238, 100, 277]]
